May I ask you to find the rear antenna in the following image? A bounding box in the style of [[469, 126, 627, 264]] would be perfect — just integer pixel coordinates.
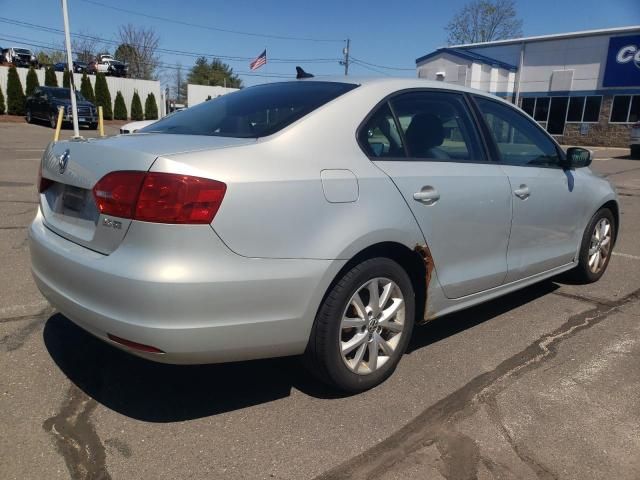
[[296, 66, 314, 79]]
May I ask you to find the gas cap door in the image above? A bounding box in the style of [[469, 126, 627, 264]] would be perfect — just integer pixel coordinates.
[[320, 169, 358, 203]]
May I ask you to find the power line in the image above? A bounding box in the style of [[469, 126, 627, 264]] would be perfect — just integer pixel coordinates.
[[78, 0, 345, 43], [350, 56, 415, 71], [350, 60, 391, 76], [0, 17, 342, 64]]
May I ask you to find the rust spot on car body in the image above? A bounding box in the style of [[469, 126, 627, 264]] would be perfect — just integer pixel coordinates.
[[414, 243, 435, 324]]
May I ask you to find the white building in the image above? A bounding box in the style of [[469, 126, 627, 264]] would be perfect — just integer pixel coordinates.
[[187, 84, 239, 108], [416, 26, 640, 146]]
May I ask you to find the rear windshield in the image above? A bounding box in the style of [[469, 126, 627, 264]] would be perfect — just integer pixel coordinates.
[[141, 81, 358, 138], [15, 49, 32, 55]]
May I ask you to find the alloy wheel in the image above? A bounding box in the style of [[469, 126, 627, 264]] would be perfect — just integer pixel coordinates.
[[588, 218, 612, 273], [339, 277, 405, 375]]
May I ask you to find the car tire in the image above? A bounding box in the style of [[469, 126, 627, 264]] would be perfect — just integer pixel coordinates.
[[49, 113, 57, 129], [90, 123, 98, 130], [570, 208, 616, 284], [631, 145, 640, 159], [304, 257, 415, 393], [25, 109, 32, 124]]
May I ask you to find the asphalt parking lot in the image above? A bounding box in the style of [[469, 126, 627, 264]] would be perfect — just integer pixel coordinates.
[[1, 119, 639, 480]]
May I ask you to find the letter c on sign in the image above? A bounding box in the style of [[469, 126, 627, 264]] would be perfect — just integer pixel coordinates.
[[617, 45, 638, 64]]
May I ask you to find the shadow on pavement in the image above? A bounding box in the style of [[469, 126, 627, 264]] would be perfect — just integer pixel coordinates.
[[43, 314, 310, 422], [408, 281, 558, 353], [43, 281, 559, 422]]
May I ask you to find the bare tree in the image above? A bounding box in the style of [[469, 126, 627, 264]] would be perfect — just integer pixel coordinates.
[[116, 24, 160, 80], [445, 0, 523, 45], [72, 33, 102, 64], [36, 49, 66, 66]]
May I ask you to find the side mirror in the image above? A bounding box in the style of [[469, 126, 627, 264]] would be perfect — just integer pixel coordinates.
[[564, 147, 592, 168]]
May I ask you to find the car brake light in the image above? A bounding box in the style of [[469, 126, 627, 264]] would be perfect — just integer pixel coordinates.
[[135, 173, 226, 224], [93, 171, 146, 218], [92, 171, 226, 224]]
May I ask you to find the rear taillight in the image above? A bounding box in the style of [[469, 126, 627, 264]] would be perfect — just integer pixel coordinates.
[[93, 171, 146, 218], [93, 171, 226, 224], [37, 163, 54, 193]]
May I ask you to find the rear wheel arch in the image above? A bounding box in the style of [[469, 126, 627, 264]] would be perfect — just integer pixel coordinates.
[[323, 242, 429, 324]]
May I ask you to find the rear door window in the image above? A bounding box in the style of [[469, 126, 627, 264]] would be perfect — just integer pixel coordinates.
[[358, 103, 405, 158], [390, 91, 485, 162], [142, 81, 358, 138]]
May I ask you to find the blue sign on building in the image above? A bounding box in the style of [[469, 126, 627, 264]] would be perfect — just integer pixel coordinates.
[[603, 35, 640, 87]]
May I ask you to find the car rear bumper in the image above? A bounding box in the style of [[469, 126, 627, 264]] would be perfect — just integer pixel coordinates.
[[29, 209, 344, 364]]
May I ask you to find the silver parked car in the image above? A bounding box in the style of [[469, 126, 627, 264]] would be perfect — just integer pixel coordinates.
[[30, 78, 618, 392]]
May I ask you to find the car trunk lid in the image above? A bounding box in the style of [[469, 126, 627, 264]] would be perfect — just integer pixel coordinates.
[[39, 134, 255, 254]]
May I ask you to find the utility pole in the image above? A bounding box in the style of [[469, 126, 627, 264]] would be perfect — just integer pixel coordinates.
[[61, 0, 79, 138], [342, 39, 350, 76]]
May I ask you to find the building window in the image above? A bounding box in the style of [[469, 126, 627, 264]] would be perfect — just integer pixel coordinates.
[[582, 96, 602, 122], [548, 97, 568, 135], [519, 95, 602, 134], [630, 96, 640, 123], [566, 97, 584, 122], [610, 95, 640, 123], [563, 96, 602, 123], [534, 97, 550, 121], [521, 98, 535, 117]]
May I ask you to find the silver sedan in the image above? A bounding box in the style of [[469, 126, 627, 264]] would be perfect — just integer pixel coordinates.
[[30, 77, 618, 392]]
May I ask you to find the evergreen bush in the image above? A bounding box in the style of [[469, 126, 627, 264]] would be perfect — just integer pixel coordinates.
[[94, 73, 113, 120], [144, 93, 158, 120], [130, 91, 143, 121], [80, 73, 95, 103], [26, 67, 40, 97], [6, 66, 26, 116], [44, 66, 58, 87], [113, 91, 127, 120]]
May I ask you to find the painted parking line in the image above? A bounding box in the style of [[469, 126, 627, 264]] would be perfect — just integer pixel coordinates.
[[613, 252, 640, 260]]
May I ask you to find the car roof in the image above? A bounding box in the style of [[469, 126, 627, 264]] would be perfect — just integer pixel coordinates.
[[293, 76, 507, 102]]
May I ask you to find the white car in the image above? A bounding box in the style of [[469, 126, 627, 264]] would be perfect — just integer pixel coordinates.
[[31, 78, 618, 392], [631, 122, 640, 158], [120, 110, 184, 134], [120, 120, 157, 134]]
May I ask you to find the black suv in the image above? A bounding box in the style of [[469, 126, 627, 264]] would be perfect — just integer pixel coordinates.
[[25, 87, 98, 129]]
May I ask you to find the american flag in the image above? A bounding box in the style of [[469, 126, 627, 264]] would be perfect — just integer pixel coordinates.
[[250, 49, 267, 70]]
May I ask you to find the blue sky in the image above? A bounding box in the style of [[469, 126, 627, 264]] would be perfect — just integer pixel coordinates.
[[1, 0, 639, 87]]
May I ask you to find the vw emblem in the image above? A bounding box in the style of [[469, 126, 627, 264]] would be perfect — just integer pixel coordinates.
[[58, 149, 70, 174]]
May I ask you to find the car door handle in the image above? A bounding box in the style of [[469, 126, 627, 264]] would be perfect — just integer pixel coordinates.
[[513, 184, 530, 200], [413, 186, 440, 205]]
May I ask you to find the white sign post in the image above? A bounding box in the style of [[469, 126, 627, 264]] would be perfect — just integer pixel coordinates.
[[61, 0, 80, 138]]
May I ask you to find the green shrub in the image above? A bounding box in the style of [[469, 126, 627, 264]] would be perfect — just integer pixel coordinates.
[[113, 91, 127, 120], [130, 91, 143, 121], [6, 66, 26, 116], [44, 66, 58, 87], [26, 67, 40, 97], [144, 93, 158, 120], [63, 69, 71, 89], [94, 73, 112, 120], [0, 85, 5, 115], [80, 73, 94, 103]]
